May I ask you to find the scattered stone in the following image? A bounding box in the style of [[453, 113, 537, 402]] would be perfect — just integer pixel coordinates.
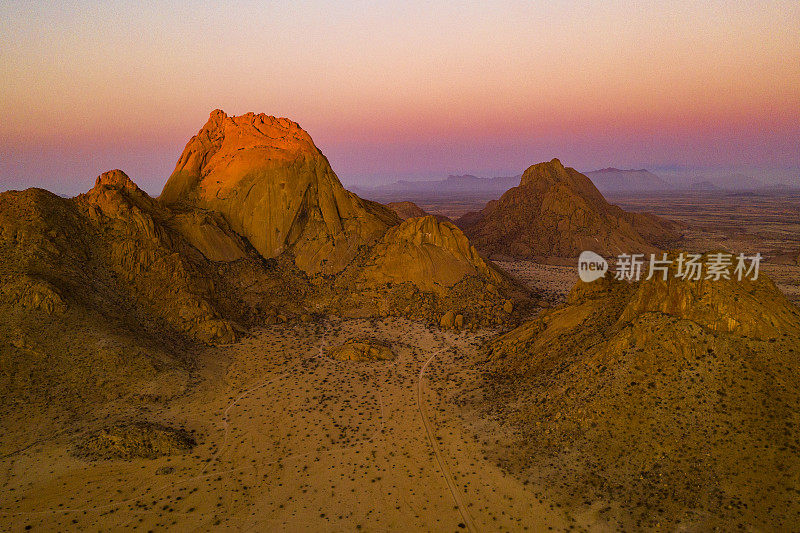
[[328, 340, 395, 362], [72, 422, 196, 461]]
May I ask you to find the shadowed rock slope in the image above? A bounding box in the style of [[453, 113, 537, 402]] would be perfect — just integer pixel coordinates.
[[481, 259, 800, 530], [0, 170, 315, 449], [457, 159, 680, 259]]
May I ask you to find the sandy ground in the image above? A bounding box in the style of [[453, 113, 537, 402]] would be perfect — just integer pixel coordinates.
[[497, 259, 800, 306], [0, 318, 578, 532]]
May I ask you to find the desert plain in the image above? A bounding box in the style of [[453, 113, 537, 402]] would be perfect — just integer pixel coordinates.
[[2, 189, 799, 531]]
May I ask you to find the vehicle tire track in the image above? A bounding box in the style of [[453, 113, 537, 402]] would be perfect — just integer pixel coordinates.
[[417, 347, 479, 533]]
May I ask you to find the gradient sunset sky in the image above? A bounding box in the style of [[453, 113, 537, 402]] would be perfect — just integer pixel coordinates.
[[2, 0, 799, 195]]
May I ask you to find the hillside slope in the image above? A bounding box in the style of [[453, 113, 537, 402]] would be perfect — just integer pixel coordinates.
[[482, 260, 800, 530]]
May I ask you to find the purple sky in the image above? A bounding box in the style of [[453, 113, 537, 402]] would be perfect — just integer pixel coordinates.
[[2, 1, 799, 196]]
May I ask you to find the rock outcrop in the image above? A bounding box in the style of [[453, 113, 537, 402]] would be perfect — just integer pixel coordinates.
[[160, 110, 398, 274], [72, 422, 196, 460], [359, 216, 505, 293], [483, 257, 800, 530], [457, 159, 679, 259], [76, 170, 239, 344], [328, 340, 395, 362], [386, 201, 450, 222]]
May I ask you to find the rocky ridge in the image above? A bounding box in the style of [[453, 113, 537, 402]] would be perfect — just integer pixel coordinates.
[[482, 257, 800, 530]]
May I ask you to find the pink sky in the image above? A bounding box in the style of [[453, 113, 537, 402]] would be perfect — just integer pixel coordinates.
[[1, 1, 799, 195]]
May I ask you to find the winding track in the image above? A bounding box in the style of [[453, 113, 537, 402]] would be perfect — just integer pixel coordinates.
[[417, 348, 479, 533]]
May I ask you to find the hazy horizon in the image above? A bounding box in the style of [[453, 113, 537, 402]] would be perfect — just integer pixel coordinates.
[[1, 142, 798, 197], [2, 1, 799, 195]]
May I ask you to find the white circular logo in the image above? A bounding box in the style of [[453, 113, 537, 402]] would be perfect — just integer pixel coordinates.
[[578, 251, 608, 282]]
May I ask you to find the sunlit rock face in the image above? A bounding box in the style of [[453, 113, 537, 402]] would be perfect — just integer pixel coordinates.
[[160, 109, 399, 275]]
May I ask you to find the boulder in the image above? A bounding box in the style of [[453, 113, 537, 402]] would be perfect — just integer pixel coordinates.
[[440, 310, 455, 329]]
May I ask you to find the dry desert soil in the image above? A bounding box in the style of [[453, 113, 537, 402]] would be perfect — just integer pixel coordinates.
[[0, 317, 584, 531]]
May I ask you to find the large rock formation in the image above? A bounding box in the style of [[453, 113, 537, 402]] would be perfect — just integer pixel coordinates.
[[482, 258, 800, 530], [0, 112, 527, 448], [156, 109, 523, 326], [160, 110, 398, 275], [457, 159, 679, 259]]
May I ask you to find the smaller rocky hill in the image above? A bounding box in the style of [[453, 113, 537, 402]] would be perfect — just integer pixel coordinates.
[[360, 216, 505, 293], [457, 159, 679, 259], [328, 216, 528, 328]]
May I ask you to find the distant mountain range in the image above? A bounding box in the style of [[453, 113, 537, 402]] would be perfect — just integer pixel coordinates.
[[354, 174, 521, 198], [354, 169, 797, 200], [676, 173, 768, 191], [585, 168, 673, 193]]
